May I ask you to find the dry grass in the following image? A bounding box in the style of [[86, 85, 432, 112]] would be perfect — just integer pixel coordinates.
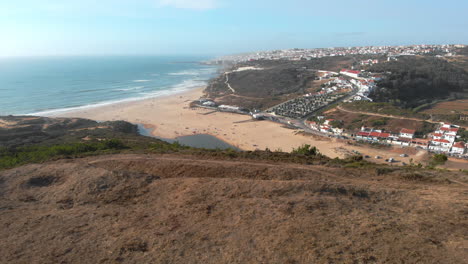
[[0, 154, 467, 264], [422, 99, 468, 115]]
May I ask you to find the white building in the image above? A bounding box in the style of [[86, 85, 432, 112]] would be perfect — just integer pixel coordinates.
[[450, 142, 466, 155], [400, 128, 415, 139], [340, 69, 361, 78]]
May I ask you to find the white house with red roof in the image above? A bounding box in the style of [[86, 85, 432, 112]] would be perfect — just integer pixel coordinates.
[[441, 127, 459, 137], [400, 128, 415, 139], [429, 139, 452, 152], [450, 142, 466, 155], [432, 133, 444, 140], [340, 69, 361, 78]]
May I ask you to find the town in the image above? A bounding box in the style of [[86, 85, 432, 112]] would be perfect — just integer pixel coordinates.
[[208, 44, 465, 64], [194, 58, 468, 161]]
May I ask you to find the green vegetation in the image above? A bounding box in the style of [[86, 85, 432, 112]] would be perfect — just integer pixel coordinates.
[[371, 118, 389, 127], [0, 139, 129, 170], [456, 128, 468, 142], [329, 120, 344, 128], [415, 122, 438, 138], [291, 144, 320, 156], [369, 56, 468, 109], [429, 154, 448, 167]]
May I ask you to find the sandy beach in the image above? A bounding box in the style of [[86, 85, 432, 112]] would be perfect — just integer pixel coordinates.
[[51, 87, 467, 167], [52, 87, 342, 155]]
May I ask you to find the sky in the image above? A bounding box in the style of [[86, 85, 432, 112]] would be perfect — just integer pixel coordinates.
[[0, 0, 467, 57]]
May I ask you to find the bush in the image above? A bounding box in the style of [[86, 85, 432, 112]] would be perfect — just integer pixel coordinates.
[[431, 154, 448, 165], [292, 144, 319, 156], [0, 139, 130, 170], [102, 139, 127, 150], [371, 119, 388, 127]]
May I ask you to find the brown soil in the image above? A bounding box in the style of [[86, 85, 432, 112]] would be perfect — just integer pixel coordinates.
[[0, 154, 467, 264], [325, 108, 430, 133], [422, 99, 468, 115]]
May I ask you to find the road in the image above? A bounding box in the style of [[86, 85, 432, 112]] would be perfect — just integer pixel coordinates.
[[224, 73, 236, 93]]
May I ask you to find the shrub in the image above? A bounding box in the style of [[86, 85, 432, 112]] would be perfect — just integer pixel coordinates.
[[102, 139, 127, 150], [432, 154, 448, 165], [292, 144, 319, 156]]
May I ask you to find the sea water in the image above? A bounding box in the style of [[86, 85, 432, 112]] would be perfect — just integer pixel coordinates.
[[0, 56, 218, 115]]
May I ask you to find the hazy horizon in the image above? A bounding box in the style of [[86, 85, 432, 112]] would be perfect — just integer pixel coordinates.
[[1, 0, 467, 57]]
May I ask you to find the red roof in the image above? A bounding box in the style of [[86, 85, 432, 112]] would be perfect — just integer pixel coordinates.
[[357, 132, 370, 137], [340, 69, 360, 74], [380, 133, 390, 138], [398, 137, 412, 142], [440, 127, 459, 132], [369, 132, 390, 138], [412, 138, 430, 144], [453, 142, 465, 148], [400, 128, 416, 134], [433, 139, 450, 143], [432, 133, 443, 137]]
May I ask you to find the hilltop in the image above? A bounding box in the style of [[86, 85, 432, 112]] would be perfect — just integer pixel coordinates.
[[0, 116, 467, 263], [1, 153, 467, 264]]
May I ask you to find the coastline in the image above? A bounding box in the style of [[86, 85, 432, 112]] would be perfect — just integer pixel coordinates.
[[49, 86, 468, 166], [50, 86, 344, 156]]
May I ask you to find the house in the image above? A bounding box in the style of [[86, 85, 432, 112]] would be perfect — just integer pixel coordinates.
[[394, 137, 411, 146], [450, 142, 466, 155], [400, 128, 415, 139], [356, 131, 371, 140], [324, 119, 335, 125], [369, 132, 390, 141], [340, 69, 361, 78], [306, 121, 319, 130], [320, 125, 331, 133], [429, 138, 452, 152], [440, 127, 459, 136], [331, 127, 344, 135], [411, 138, 430, 149], [432, 133, 443, 140]]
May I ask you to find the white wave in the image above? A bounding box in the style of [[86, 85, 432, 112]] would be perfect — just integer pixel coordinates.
[[115, 86, 144, 91], [168, 70, 200, 76], [28, 79, 208, 117], [133, 80, 151, 83], [168, 67, 218, 76]]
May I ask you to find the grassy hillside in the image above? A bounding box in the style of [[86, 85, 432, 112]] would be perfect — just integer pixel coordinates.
[[368, 56, 468, 108]]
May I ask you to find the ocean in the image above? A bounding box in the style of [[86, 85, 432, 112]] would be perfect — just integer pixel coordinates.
[[0, 56, 218, 116]]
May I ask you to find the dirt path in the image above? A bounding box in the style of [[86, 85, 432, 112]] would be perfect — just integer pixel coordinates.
[[337, 106, 468, 129], [336, 106, 438, 123]]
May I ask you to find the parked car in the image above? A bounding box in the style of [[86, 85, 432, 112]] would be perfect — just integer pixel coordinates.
[[375, 156, 381, 159], [400, 154, 408, 157]]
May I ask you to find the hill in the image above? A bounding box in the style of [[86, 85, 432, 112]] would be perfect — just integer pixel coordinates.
[[0, 154, 467, 264], [1, 116, 467, 263], [204, 57, 357, 110], [368, 56, 468, 108]]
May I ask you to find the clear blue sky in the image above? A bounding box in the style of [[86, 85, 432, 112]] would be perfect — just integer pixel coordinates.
[[1, 0, 467, 57]]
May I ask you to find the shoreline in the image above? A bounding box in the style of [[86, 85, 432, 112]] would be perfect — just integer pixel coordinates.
[[50, 86, 468, 168], [29, 85, 204, 117]]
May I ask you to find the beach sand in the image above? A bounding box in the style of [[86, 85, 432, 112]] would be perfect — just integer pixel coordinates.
[[51, 87, 342, 156], [50, 87, 467, 167]]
